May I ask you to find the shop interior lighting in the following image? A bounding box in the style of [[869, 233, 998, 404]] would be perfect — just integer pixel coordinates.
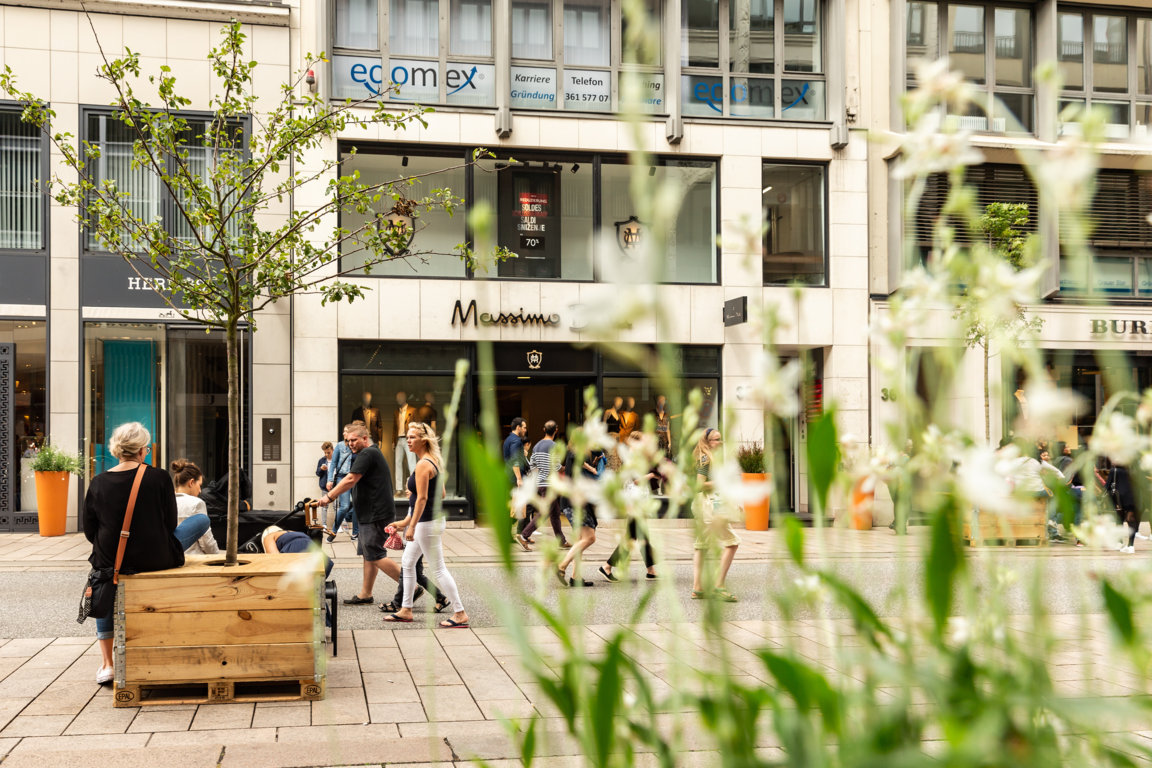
[[571, 163, 579, 174], [401, 156, 409, 167], [649, 166, 656, 176]]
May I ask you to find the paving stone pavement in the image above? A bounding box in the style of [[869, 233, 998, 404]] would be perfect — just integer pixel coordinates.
[[0, 525, 1147, 766]]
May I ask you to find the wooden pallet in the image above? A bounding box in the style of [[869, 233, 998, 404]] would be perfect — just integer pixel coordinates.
[[963, 499, 1049, 547], [963, 535, 1046, 548], [114, 677, 325, 707]]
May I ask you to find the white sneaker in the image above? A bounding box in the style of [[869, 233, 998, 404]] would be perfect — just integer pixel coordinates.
[[1122, 545, 1136, 554], [96, 666, 114, 685]]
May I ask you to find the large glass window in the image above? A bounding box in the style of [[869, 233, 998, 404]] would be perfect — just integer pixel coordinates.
[[1059, 10, 1152, 139], [762, 163, 825, 286], [340, 150, 468, 278], [451, 0, 492, 56], [391, 0, 439, 57], [906, 2, 1033, 133], [0, 109, 44, 251], [83, 323, 248, 490], [1, 320, 46, 525], [682, 0, 825, 120], [600, 159, 718, 284], [82, 113, 245, 254], [1059, 169, 1152, 297], [336, 0, 380, 49]]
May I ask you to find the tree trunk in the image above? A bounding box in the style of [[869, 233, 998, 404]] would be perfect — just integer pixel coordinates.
[[983, 339, 990, 445], [225, 318, 240, 566]]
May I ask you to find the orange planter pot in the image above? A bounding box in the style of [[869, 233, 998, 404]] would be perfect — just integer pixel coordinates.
[[850, 477, 875, 530], [34, 471, 70, 537], [742, 473, 771, 531]]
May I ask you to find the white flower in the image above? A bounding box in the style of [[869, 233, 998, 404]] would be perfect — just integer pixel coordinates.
[[894, 110, 984, 180], [1014, 381, 1086, 441], [956, 445, 1015, 515], [793, 574, 826, 603], [947, 617, 971, 645], [1072, 517, 1130, 551], [1089, 412, 1145, 467], [712, 457, 772, 511], [579, 417, 617, 452], [739, 354, 802, 418]]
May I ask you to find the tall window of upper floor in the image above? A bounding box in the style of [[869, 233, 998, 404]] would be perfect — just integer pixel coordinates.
[[682, 0, 825, 120], [0, 107, 45, 252], [1058, 9, 1152, 140], [905, 2, 1034, 133], [1060, 169, 1152, 297], [331, 0, 667, 114]]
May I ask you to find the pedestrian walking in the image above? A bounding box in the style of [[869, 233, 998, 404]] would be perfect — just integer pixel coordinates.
[[320, 422, 400, 605], [326, 431, 358, 541], [384, 423, 470, 628], [690, 428, 739, 602], [557, 441, 599, 588], [83, 422, 211, 685], [516, 421, 570, 550], [600, 431, 657, 582], [316, 442, 333, 491], [171, 458, 220, 555]]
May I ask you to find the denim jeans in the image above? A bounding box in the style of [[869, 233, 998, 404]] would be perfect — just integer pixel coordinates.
[[95, 513, 212, 640]]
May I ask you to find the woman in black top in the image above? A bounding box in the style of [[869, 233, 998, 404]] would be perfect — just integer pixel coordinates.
[[84, 422, 211, 685], [384, 423, 469, 628]]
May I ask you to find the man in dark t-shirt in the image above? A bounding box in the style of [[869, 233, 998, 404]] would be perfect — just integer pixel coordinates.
[[320, 422, 399, 605]]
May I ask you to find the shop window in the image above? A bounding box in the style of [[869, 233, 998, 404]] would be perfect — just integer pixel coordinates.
[[339, 150, 468, 278], [682, 0, 825, 120], [81, 113, 245, 254], [905, 2, 1034, 134], [599, 159, 718, 284], [762, 163, 826, 286], [83, 323, 248, 489], [475, 158, 595, 280], [0, 108, 45, 251], [0, 321, 46, 521], [339, 342, 471, 501], [1057, 10, 1152, 139], [1059, 169, 1152, 297]]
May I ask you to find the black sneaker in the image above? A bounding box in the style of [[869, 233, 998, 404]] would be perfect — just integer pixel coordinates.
[[343, 595, 373, 605], [599, 566, 619, 583]]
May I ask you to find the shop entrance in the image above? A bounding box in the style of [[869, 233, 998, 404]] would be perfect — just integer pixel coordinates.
[[496, 377, 595, 441]]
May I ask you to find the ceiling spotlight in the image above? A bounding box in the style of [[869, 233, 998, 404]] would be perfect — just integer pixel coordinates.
[[571, 163, 580, 174], [649, 166, 656, 176], [763, 186, 773, 193], [401, 156, 409, 167]]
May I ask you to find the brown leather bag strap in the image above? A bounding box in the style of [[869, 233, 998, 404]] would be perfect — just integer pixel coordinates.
[[113, 464, 147, 586]]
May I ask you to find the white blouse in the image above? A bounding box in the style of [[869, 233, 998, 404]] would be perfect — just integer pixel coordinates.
[[175, 493, 220, 555]]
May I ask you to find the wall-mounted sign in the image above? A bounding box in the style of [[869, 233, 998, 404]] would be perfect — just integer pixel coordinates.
[[723, 296, 748, 327], [331, 54, 495, 105], [527, 349, 543, 369], [510, 66, 557, 109], [564, 69, 610, 112], [377, 208, 415, 256], [82, 255, 182, 310], [1090, 319, 1152, 336], [498, 167, 562, 278], [451, 300, 561, 328], [0, 255, 46, 306], [614, 216, 643, 255]]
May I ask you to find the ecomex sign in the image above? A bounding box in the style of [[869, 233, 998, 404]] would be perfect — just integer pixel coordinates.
[[332, 55, 495, 106]]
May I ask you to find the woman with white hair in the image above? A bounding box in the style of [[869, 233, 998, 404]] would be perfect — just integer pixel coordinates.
[[83, 422, 212, 685]]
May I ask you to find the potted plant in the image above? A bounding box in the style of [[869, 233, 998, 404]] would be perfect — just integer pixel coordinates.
[[736, 442, 771, 531], [30, 442, 85, 537]]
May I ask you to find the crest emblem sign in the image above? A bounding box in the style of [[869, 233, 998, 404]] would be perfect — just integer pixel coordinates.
[[527, 349, 543, 370], [378, 207, 416, 257], [614, 216, 643, 255]]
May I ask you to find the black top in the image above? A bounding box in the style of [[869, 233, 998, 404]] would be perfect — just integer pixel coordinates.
[[406, 458, 440, 517], [315, 456, 329, 491], [350, 444, 396, 524], [605, 413, 620, 434], [84, 465, 185, 574]]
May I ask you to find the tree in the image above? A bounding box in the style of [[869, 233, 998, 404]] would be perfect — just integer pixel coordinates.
[[1, 19, 507, 565], [956, 202, 1043, 443]]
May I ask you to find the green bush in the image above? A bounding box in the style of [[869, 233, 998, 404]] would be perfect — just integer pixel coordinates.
[[736, 442, 766, 473], [30, 442, 85, 477]]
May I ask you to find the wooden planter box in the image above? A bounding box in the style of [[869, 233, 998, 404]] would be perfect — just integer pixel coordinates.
[[113, 553, 326, 707], [963, 498, 1049, 547]]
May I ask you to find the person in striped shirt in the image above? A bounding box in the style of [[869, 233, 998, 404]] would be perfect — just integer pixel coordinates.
[[515, 420, 570, 550]]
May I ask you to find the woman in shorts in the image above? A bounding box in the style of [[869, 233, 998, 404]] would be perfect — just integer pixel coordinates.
[[690, 428, 739, 602]]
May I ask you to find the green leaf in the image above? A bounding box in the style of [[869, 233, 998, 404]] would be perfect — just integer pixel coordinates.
[[805, 408, 839, 517], [783, 514, 805, 565], [590, 638, 624, 766], [1103, 580, 1136, 646], [925, 499, 963, 635], [461, 433, 513, 570], [520, 716, 537, 767]]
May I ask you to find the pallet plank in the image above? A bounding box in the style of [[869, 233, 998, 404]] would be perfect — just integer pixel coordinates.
[[124, 643, 318, 683], [113, 677, 325, 708], [123, 574, 316, 613], [124, 610, 317, 647]]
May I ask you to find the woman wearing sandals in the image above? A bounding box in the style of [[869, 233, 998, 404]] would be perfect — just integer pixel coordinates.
[[384, 423, 470, 628], [690, 428, 739, 603]]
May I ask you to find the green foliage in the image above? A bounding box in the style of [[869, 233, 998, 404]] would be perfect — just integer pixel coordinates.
[[805, 409, 840, 518], [979, 202, 1033, 270], [925, 499, 964, 634], [29, 442, 85, 476], [735, 441, 766, 473]]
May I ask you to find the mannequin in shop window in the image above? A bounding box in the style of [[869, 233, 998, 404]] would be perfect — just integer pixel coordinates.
[[352, 392, 382, 445], [604, 397, 624, 471], [417, 392, 438, 434], [619, 397, 639, 440], [653, 395, 672, 459], [393, 391, 417, 494]]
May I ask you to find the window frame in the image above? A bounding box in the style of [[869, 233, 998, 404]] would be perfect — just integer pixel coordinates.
[[78, 107, 251, 257], [337, 143, 722, 286], [1057, 7, 1152, 140], [905, 0, 1036, 135], [0, 102, 49, 257], [761, 160, 829, 287], [680, 0, 828, 120]]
